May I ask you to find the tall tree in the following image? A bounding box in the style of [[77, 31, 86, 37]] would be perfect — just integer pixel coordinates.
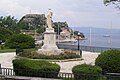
[[104, 0, 120, 9], [0, 27, 13, 42], [0, 16, 20, 34]]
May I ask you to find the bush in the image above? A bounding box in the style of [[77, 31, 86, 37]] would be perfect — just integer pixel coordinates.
[[72, 64, 102, 80], [5, 34, 35, 49], [18, 49, 81, 60], [95, 49, 120, 73], [0, 44, 5, 50], [0, 27, 13, 42], [12, 58, 60, 78]]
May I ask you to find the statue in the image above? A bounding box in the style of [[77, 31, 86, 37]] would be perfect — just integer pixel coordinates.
[[47, 9, 53, 28]]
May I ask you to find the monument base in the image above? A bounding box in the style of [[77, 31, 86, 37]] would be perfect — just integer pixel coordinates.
[[37, 49, 63, 55], [41, 44, 58, 50], [37, 27, 61, 55], [41, 28, 58, 50]]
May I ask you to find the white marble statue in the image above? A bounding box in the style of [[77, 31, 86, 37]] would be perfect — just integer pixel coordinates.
[[47, 9, 53, 28]]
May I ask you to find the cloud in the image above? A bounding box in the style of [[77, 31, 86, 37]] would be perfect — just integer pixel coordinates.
[[0, 0, 31, 19], [0, 0, 120, 28]]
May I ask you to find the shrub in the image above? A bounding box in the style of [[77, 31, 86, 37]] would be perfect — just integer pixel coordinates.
[[95, 49, 120, 73], [12, 58, 60, 78], [5, 34, 35, 49], [0, 27, 13, 42], [18, 49, 81, 60], [0, 44, 5, 50], [72, 64, 102, 80]]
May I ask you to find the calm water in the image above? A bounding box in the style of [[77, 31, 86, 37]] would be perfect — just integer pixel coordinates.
[[77, 33, 120, 48]]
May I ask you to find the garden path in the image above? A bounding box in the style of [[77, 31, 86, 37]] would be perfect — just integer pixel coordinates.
[[0, 51, 100, 73]]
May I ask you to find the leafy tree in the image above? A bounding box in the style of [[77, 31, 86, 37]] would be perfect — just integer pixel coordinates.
[[37, 26, 45, 34], [104, 0, 120, 9], [0, 16, 20, 34], [5, 34, 35, 49], [53, 22, 62, 34], [53, 22, 70, 34], [17, 22, 28, 30], [0, 27, 13, 42], [74, 31, 85, 38]]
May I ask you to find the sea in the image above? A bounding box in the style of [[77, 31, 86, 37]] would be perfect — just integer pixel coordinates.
[[71, 27, 120, 48]]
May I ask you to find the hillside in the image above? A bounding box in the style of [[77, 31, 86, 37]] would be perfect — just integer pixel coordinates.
[[19, 14, 73, 35]]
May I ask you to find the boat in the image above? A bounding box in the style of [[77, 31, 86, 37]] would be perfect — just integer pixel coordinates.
[[103, 35, 110, 37]]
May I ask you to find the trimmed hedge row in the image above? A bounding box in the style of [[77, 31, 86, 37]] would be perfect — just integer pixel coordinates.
[[72, 64, 102, 80], [12, 58, 60, 78]]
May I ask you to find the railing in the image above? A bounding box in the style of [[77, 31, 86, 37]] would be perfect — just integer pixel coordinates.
[[0, 68, 120, 80], [57, 44, 120, 53]]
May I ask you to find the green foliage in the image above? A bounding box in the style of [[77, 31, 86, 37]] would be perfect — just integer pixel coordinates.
[[5, 34, 35, 49], [74, 31, 85, 38], [17, 21, 28, 30], [104, 0, 119, 4], [72, 64, 102, 80], [0, 27, 13, 42], [18, 49, 81, 60], [0, 16, 20, 34], [53, 22, 62, 34], [72, 64, 102, 74], [0, 44, 5, 50], [37, 26, 45, 34], [19, 14, 46, 30], [12, 58, 60, 78], [95, 49, 120, 73], [104, 0, 120, 9], [0, 49, 16, 53]]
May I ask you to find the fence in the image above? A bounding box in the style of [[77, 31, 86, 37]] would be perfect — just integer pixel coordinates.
[[0, 68, 120, 80], [57, 44, 120, 53]]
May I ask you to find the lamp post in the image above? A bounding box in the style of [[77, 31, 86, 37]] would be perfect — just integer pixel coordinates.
[[58, 22, 60, 43], [77, 32, 80, 51], [35, 25, 37, 41], [78, 32, 82, 57]]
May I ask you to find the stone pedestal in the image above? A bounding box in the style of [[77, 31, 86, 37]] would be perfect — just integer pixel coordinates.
[[37, 28, 62, 55], [41, 28, 58, 50]]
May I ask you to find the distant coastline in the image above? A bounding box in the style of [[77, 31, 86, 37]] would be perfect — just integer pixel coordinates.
[[70, 27, 120, 48]]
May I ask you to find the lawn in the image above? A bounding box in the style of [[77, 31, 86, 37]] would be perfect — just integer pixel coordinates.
[[0, 48, 36, 53], [0, 49, 16, 53]]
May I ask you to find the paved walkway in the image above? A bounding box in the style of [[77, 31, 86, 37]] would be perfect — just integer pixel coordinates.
[[0, 52, 16, 68], [56, 51, 100, 73], [0, 51, 100, 73]]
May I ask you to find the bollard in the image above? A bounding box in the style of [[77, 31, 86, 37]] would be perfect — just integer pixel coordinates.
[[80, 50, 82, 57], [0, 64, 2, 74], [16, 48, 23, 55]]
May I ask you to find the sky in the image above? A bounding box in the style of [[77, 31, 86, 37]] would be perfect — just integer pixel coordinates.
[[0, 0, 120, 29]]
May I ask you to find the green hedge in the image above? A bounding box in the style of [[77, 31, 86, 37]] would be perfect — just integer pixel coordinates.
[[72, 64, 102, 80], [95, 49, 120, 73], [12, 58, 60, 78], [5, 34, 35, 49]]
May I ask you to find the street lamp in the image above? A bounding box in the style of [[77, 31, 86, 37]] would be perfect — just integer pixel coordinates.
[[77, 32, 82, 57], [58, 22, 60, 43], [35, 25, 37, 41], [77, 32, 80, 51]]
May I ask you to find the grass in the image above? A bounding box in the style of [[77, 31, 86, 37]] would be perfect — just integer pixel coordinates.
[[0, 49, 16, 53], [0, 44, 36, 53], [0, 48, 36, 53]]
